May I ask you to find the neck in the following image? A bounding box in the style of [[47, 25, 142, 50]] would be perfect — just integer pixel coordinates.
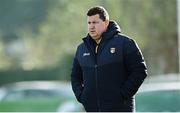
[[95, 38, 101, 44]]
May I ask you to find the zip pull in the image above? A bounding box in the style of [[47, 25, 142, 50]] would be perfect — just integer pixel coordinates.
[[95, 45, 99, 54]]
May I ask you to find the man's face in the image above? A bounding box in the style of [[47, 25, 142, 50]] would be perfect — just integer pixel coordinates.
[[87, 14, 109, 41]]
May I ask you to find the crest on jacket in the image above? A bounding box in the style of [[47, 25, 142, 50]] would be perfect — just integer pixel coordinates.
[[110, 48, 116, 53]]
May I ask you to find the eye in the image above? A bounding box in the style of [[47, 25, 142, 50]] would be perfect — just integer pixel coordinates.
[[93, 21, 98, 24]]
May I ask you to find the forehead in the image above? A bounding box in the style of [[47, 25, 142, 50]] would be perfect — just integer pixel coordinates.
[[87, 14, 101, 21]]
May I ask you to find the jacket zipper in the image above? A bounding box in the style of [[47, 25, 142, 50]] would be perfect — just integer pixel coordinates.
[[95, 47, 101, 111], [95, 64, 101, 111]]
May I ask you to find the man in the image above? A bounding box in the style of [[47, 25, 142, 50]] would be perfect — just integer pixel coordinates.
[[71, 6, 147, 112]]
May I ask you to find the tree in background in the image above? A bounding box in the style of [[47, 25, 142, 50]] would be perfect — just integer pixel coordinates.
[[0, 0, 178, 81]]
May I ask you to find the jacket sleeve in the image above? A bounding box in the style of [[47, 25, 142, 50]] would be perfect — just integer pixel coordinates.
[[120, 38, 147, 100], [71, 49, 83, 103]]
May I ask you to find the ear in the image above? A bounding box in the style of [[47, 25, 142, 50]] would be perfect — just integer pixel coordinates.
[[105, 20, 109, 28]]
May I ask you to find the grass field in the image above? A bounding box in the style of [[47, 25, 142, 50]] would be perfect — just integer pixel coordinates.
[[0, 97, 66, 112]]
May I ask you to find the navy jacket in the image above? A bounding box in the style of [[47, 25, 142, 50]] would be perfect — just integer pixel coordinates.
[[71, 21, 147, 112]]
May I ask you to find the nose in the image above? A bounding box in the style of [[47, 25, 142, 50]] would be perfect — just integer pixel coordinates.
[[89, 24, 95, 30]]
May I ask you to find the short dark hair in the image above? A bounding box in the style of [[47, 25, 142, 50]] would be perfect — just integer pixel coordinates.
[[87, 6, 109, 21]]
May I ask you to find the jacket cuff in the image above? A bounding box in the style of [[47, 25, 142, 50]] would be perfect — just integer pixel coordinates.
[[77, 92, 82, 103]]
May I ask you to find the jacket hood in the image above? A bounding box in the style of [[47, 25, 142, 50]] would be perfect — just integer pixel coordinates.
[[102, 20, 121, 39]]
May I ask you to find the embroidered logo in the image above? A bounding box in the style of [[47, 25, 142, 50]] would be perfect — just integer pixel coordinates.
[[110, 48, 116, 53], [83, 52, 90, 57]]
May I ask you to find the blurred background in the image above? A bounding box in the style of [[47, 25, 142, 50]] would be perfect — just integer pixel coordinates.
[[0, 0, 179, 112]]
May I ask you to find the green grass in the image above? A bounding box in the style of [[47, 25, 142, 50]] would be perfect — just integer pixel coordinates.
[[136, 90, 180, 112], [0, 97, 67, 112]]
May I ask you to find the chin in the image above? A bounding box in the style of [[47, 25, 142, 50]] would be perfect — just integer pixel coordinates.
[[90, 34, 97, 38], [91, 36, 97, 40]]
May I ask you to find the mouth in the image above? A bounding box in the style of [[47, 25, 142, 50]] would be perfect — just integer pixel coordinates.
[[90, 31, 95, 34]]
